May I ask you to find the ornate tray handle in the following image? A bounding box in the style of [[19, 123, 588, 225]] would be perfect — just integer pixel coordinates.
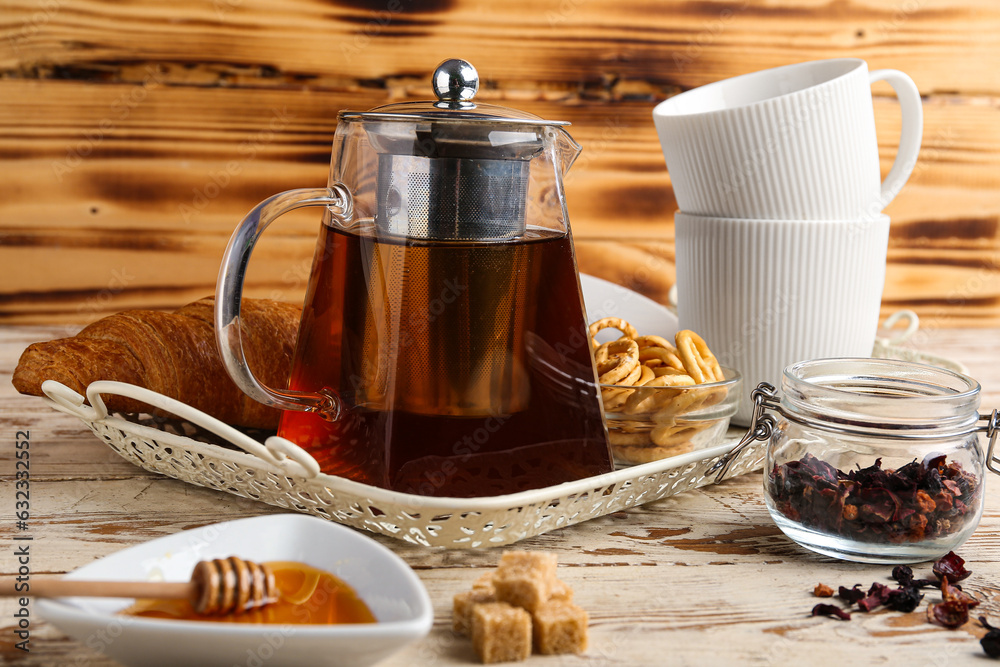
[[41, 380, 321, 480]]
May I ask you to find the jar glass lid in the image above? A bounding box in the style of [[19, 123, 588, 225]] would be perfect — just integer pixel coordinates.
[[781, 357, 981, 434]]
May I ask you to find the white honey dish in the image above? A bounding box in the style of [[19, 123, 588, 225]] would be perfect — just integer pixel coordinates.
[[652, 58, 922, 220], [675, 212, 891, 425], [36, 515, 433, 667]]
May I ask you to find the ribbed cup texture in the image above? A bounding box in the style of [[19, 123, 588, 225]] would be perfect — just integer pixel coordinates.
[[675, 213, 890, 424], [655, 66, 882, 219]]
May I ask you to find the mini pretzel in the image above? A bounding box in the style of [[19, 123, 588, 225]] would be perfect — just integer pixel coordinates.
[[638, 346, 685, 372], [651, 391, 703, 421], [649, 387, 704, 421], [607, 430, 655, 446], [620, 363, 643, 386], [601, 388, 631, 412], [652, 366, 690, 377], [589, 317, 638, 349], [650, 422, 712, 447], [635, 364, 656, 386], [647, 373, 696, 387], [633, 335, 675, 350], [594, 339, 639, 384], [611, 441, 694, 464], [675, 330, 723, 384], [601, 365, 655, 411], [593, 338, 631, 370], [622, 373, 696, 414]]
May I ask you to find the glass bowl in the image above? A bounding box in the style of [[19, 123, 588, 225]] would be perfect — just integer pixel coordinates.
[[601, 367, 741, 466]]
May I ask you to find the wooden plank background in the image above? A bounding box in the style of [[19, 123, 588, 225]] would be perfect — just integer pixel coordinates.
[[1, 0, 999, 326]]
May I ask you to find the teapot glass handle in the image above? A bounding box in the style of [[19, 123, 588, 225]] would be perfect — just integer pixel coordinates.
[[215, 184, 353, 420]]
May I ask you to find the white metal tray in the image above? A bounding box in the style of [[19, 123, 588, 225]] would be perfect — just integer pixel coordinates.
[[40, 378, 759, 549], [38, 311, 960, 549]]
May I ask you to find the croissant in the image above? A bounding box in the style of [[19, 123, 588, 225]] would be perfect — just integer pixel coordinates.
[[11, 297, 301, 429]]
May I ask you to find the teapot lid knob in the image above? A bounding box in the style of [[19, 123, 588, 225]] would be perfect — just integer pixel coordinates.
[[432, 59, 479, 110]]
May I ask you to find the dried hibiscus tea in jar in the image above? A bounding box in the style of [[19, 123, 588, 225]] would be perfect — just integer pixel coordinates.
[[760, 358, 992, 563], [767, 452, 980, 545]]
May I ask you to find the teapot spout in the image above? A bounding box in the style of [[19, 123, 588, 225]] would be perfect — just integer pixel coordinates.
[[553, 128, 582, 176]]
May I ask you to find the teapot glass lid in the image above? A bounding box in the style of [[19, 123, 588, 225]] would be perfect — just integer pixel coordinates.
[[338, 58, 570, 127]]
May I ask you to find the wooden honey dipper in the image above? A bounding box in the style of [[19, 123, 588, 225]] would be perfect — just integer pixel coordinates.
[[1, 557, 277, 615]]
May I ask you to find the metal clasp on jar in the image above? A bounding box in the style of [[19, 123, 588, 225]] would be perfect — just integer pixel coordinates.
[[984, 409, 1000, 475], [710, 382, 1000, 483]]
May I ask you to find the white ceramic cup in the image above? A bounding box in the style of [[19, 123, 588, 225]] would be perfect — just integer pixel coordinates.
[[653, 59, 923, 220], [674, 211, 890, 424]]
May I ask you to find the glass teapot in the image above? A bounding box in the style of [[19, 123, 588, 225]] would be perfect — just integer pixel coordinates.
[[216, 59, 613, 497]]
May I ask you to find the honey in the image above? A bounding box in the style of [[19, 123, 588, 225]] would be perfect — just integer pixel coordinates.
[[121, 561, 376, 625]]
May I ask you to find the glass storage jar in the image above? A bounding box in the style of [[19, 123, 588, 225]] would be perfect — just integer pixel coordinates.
[[714, 358, 1000, 564]]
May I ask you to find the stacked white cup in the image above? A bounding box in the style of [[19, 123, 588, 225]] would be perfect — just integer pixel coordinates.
[[652, 58, 923, 424]]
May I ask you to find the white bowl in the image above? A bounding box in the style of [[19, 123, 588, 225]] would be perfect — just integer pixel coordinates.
[[36, 514, 433, 667], [580, 273, 678, 342]]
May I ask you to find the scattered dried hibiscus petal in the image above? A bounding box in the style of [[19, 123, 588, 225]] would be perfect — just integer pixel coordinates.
[[886, 585, 923, 613], [858, 582, 892, 612], [979, 617, 1000, 659], [838, 584, 866, 605], [928, 599, 970, 628], [814, 583, 834, 597], [812, 604, 851, 621], [891, 565, 914, 585], [941, 577, 979, 608], [812, 552, 978, 630], [933, 551, 972, 582], [884, 564, 927, 611], [926, 576, 979, 629]]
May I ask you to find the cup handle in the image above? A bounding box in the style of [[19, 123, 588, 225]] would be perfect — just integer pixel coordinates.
[[215, 185, 353, 420], [869, 69, 924, 210]]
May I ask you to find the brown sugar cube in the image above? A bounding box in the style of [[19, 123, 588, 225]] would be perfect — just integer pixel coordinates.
[[550, 578, 573, 602], [497, 551, 558, 579], [471, 602, 532, 664], [532, 599, 589, 655], [473, 570, 496, 592], [493, 551, 558, 612], [453, 588, 497, 636]]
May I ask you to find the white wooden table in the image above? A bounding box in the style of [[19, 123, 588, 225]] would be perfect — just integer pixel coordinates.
[[3, 325, 1000, 666]]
